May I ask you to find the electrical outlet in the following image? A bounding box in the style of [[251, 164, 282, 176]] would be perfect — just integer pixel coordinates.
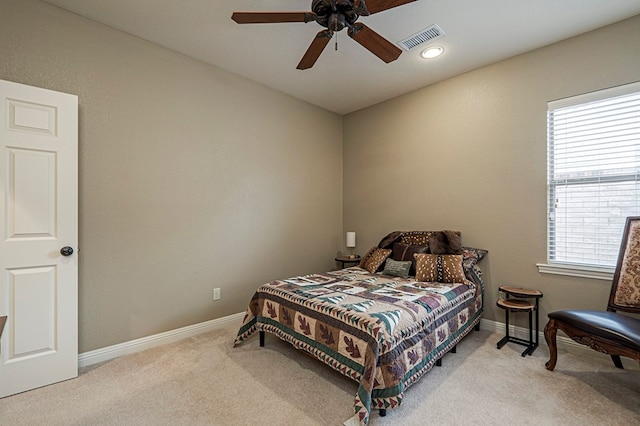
[[213, 288, 221, 301]]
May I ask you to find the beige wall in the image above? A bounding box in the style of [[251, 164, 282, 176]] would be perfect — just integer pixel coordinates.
[[343, 15, 640, 326], [2, 0, 638, 353], [0, 0, 343, 352]]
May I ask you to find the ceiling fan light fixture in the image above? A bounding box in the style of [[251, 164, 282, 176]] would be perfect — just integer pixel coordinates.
[[421, 46, 443, 59]]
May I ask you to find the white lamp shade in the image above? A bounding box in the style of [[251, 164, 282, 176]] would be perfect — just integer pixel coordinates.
[[346, 232, 356, 248]]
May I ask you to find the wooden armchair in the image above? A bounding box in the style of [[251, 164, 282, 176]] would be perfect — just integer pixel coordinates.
[[544, 216, 640, 371]]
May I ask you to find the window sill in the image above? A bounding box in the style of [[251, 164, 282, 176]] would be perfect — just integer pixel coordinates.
[[536, 263, 614, 281]]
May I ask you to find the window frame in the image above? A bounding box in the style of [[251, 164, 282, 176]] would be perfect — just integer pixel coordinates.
[[539, 81, 640, 279]]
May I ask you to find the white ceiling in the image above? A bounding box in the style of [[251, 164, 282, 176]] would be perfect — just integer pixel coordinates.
[[43, 0, 640, 115]]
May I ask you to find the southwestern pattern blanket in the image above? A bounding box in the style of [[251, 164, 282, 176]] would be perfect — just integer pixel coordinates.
[[234, 266, 484, 424]]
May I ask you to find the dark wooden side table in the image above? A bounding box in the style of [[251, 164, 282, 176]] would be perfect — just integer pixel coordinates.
[[496, 285, 543, 357], [335, 255, 360, 269]]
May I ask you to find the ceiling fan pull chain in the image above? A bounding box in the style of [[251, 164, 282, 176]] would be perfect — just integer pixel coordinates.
[[335, 30, 338, 51]]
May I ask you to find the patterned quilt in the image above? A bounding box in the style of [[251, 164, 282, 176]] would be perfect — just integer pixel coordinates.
[[234, 266, 484, 425]]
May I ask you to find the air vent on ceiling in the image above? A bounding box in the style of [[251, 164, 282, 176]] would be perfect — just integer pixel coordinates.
[[398, 24, 445, 51]]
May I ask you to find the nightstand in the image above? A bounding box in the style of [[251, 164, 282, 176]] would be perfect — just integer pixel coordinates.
[[335, 255, 360, 269], [496, 285, 543, 357]]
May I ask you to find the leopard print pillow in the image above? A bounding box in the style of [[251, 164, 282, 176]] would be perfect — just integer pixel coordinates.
[[359, 247, 392, 274], [414, 253, 465, 283]]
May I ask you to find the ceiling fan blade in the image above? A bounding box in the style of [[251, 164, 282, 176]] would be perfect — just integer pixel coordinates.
[[348, 23, 402, 63], [297, 30, 333, 70], [231, 12, 316, 24], [356, 0, 417, 15]]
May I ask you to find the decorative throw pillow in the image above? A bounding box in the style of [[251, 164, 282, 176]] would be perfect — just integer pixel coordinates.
[[359, 247, 392, 274], [391, 242, 429, 276], [428, 230, 463, 254], [414, 253, 466, 283], [461, 247, 488, 271], [400, 231, 433, 247], [377, 231, 403, 249], [382, 258, 412, 278]]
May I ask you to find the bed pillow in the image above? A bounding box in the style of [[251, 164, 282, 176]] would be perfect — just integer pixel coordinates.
[[428, 230, 463, 254], [391, 242, 429, 276], [399, 231, 434, 246], [359, 247, 392, 274], [414, 253, 465, 283], [462, 246, 488, 271], [382, 258, 412, 278], [377, 231, 403, 249]]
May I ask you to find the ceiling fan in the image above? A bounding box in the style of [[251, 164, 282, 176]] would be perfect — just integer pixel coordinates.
[[231, 0, 417, 70]]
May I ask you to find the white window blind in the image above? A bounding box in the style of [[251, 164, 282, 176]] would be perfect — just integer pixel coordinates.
[[547, 81, 640, 269]]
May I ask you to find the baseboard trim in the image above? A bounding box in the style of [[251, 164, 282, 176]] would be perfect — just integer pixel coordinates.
[[480, 317, 575, 349], [78, 312, 245, 368], [79, 314, 635, 370], [479, 317, 638, 368]]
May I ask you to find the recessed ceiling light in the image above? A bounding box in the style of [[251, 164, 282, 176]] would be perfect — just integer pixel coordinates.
[[421, 46, 444, 59]]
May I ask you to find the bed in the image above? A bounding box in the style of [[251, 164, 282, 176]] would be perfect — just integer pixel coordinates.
[[234, 231, 487, 425]]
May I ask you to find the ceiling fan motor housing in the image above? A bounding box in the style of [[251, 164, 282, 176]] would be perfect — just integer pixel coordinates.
[[312, 0, 359, 31]]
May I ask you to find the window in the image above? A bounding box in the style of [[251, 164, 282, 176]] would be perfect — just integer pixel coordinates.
[[545, 81, 640, 274]]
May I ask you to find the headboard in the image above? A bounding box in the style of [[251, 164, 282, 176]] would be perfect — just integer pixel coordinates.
[[377, 230, 463, 254]]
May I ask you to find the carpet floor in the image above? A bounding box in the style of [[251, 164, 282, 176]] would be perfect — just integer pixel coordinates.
[[1, 321, 638, 425]]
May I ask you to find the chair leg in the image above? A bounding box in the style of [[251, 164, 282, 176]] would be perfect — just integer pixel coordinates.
[[544, 319, 558, 371], [611, 355, 624, 369]]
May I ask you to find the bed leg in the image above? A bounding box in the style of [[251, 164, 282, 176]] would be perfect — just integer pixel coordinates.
[[474, 322, 480, 331], [451, 345, 457, 354], [259, 330, 265, 347], [435, 358, 442, 367], [379, 409, 386, 417]]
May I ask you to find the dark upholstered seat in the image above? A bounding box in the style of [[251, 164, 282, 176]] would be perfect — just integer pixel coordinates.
[[544, 216, 640, 371], [547, 310, 640, 352]]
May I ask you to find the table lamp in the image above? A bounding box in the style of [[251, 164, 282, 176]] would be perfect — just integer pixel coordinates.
[[346, 232, 356, 258]]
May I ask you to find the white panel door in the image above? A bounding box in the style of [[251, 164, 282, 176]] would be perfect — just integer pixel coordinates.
[[0, 79, 78, 398]]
